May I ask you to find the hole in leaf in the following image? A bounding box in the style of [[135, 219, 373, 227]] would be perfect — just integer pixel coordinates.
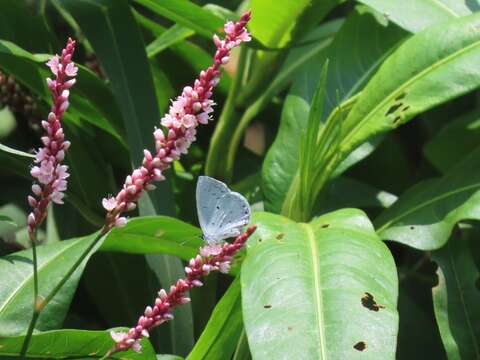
[[354, 341, 367, 351], [321, 224, 330, 228], [394, 92, 406, 101], [402, 105, 410, 112], [385, 102, 402, 116], [264, 304, 272, 309], [410, 226, 415, 230], [361, 292, 385, 311], [276, 233, 285, 240], [393, 116, 401, 124]]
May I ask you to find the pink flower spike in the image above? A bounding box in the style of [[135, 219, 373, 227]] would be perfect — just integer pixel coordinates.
[[27, 38, 77, 238], [99, 12, 251, 233], [105, 226, 257, 356]]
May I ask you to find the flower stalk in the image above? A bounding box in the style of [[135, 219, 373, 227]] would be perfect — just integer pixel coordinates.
[[107, 225, 257, 355], [21, 37, 77, 358]]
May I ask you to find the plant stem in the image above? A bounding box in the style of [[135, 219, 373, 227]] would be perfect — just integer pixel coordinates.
[[20, 232, 40, 359], [19, 228, 107, 357]]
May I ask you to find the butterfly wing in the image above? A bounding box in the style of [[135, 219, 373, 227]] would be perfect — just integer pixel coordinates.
[[196, 176, 230, 237], [202, 191, 251, 244]]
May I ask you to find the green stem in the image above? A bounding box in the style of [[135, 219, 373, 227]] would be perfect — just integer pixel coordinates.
[[19, 228, 107, 357], [19, 311, 39, 358], [205, 47, 248, 179], [20, 232, 39, 359]]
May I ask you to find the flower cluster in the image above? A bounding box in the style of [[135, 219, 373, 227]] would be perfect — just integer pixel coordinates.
[[27, 38, 77, 238], [108, 225, 257, 354], [102, 12, 252, 230]]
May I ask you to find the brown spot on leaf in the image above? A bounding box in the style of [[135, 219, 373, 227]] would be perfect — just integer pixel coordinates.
[[288, 326, 293, 331], [264, 304, 272, 309], [361, 292, 385, 311], [354, 341, 367, 351], [393, 116, 401, 124], [276, 233, 285, 240], [394, 92, 406, 101], [402, 105, 410, 112], [385, 102, 403, 116], [321, 224, 330, 228]]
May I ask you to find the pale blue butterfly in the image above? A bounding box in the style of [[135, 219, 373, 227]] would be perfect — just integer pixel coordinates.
[[196, 176, 251, 244]]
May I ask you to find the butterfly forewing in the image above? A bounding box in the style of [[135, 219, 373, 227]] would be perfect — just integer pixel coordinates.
[[196, 176, 230, 233]]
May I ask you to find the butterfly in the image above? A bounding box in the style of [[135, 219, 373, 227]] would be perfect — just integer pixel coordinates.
[[196, 176, 251, 244]]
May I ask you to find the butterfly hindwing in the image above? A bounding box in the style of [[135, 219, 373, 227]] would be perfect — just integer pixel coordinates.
[[203, 192, 250, 244]]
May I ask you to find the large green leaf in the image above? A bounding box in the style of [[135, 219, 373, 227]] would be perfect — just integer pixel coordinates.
[[101, 216, 202, 260], [424, 110, 480, 173], [0, 234, 100, 335], [432, 232, 480, 359], [262, 8, 405, 215], [134, 0, 224, 39], [357, 0, 478, 33], [187, 279, 243, 360], [375, 148, 480, 250], [305, 12, 480, 219], [242, 210, 398, 359], [0, 329, 155, 359], [249, 0, 339, 47]]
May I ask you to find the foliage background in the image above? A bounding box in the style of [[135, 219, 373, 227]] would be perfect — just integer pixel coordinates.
[[0, 0, 479, 359]]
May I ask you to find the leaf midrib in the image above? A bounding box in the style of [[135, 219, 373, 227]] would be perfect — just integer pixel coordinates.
[[341, 34, 480, 153], [377, 182, 480, 231], [302, 223, 326, 359], [0, 239, 81, 317]]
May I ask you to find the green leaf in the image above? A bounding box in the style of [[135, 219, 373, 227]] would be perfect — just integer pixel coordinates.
[[424, 110, 480, 173], [262, 8, 404, 215], [134, 0, 224, 38], [242, 210, 398, 359], [432, 232, 480, 359], [0, 0, 55, 53], [0, 233, 100, 335], [0, 41, 124, 142], [375, 147, 480, 250], [0, 142, 34, 159], [295, 61, 330, 220], [0, 329, 155, 359], [60, 0, 157, 166], [147, 24, 194, 59], [303, 12, 480, 218], [101, 216, 201, 260], [187, 279, 243, 360], [249, 0, 340, 47], [357, 0, 477, 33], [0, 215, 16, 227]]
